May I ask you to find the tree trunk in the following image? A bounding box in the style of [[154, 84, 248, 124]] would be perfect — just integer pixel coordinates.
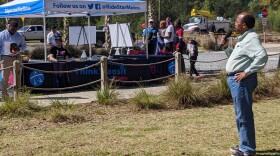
[[148, 0, 158, 24], [104, 15, 112, 50], [63, 17, 69, 45]]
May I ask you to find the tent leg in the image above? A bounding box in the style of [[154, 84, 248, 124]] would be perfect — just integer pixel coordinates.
[[88, 15, 92, 58], [43, 13, 47, 62], [144, 13, 148, 59]]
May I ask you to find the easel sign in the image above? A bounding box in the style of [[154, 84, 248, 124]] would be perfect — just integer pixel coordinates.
[[69, 26, 97, 45], [109, 23, 133, 55]]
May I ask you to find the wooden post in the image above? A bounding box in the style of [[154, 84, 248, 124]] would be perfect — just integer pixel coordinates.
[[175, 52, 182, 83], [13, 60, 20, 101], [100, 56, 108, 92], [264, 32, 266, 43], [278, 53, 280, 68]]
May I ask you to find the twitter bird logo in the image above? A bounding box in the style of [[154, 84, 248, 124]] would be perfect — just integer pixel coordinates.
[[88, 4, 94, 9]]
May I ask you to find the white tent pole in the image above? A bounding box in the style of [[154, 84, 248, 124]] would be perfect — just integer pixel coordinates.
[[144, 13, 148, 59], [116, 22, 119, 48], [88, 15, 92, 57], [43, 1, 47, 62]]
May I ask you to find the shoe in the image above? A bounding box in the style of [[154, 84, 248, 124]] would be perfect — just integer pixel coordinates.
[[230, 146, 256, 156], [230, 148, 244, 156], [230, 145, 240, 153]]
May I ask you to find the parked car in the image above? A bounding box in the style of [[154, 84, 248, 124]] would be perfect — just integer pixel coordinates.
[[18, 25, 50, 42]]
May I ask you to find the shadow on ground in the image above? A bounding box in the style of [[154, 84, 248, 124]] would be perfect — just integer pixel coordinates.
[[257, 149, 280, 156]]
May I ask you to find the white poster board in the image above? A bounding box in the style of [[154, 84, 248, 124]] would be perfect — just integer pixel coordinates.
[[109, 23, 133, 48], [69, 26, 96, 45]]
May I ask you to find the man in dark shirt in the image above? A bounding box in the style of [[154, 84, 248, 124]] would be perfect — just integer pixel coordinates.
[[48, 37, 70, 87], [208, 22, 216, 33], [48, 37, 69, 62]]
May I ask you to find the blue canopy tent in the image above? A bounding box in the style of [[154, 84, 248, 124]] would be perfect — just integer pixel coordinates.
[[0, 0, 147, 61]]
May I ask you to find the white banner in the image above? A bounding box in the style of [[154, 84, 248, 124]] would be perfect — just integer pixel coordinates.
[[45, 1, 146, 15]]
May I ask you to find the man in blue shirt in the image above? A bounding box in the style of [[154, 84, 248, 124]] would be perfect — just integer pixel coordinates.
[[142, 18, 158, 55], [0, 19, 26, 99]]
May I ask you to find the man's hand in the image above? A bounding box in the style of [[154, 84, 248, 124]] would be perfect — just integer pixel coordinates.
[[220, 38, 229, 50], [234, 72, 247, 82]]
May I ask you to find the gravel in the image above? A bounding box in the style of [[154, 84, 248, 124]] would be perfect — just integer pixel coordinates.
[[184, 44, 280, 75]]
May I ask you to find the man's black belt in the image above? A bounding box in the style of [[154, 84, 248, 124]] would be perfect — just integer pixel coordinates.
[[227, 71, 243, 77]]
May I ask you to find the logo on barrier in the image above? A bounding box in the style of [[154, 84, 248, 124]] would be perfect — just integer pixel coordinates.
[[168, 61, 175, 74], [75, 64, 127, 76], [29, 71, 44, 87], [75, 65, 99, 75], [108, 65, 127, 75]]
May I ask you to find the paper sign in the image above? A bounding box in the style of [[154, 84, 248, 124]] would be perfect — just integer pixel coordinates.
[[4, 42, 12, 55]]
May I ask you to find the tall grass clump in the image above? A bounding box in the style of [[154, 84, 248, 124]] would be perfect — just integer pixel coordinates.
[[198, 35, 216, 50], [0, 92, 42, 117], [255, 71, 280, 98], [165, 74, 232, 108], [130, 89, 165, 110], [96, 83, 119, 105], [165, 75, 197, 108], [199, 73, 231, 105]]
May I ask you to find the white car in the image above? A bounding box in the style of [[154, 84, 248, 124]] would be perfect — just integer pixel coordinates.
[[18, 25, 50, 42], [183, 23, 200, 34]]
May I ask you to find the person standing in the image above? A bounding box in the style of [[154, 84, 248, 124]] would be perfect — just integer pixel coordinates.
[[48, 36, 70, 87], [0, 19, 26, 99], [155, 20, 166, 54], [208, 22, 216, 40], [174, 19, 185, 53], [208, 22, 216, 33], [162, 17, 175, 52], [221, 12, 268, 156], [142, 18, 158, 55], [47, 25, 61, 48], [186, 40, 200, 78]]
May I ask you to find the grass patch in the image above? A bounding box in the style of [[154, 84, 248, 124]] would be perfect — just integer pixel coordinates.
[[0, 92, 85, 123], [49, 109, 85, 123], [255, 71, 280, 98], [198, 73, 231, 105], [165, 75, 199, 108], [46, 100, 85, 123], [164, 71, 279, 108], [0, 92, 42, 117], [130, 89, 165, 110], [0, 99, 279, 155], [96, 83, 119, 105]]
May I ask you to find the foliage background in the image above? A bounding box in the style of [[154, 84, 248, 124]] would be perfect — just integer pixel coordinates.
[[0, 0, 279, 35]]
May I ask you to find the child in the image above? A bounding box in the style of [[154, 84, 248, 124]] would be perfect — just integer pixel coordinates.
[[187, 40, 201, 78]]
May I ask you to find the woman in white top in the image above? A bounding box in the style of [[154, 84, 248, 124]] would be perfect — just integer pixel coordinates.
[[156, 20, 167, 54], [162, 17, 175, 52]]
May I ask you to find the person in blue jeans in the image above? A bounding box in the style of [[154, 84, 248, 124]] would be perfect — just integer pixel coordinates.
[[221, 12, 268, 156]]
